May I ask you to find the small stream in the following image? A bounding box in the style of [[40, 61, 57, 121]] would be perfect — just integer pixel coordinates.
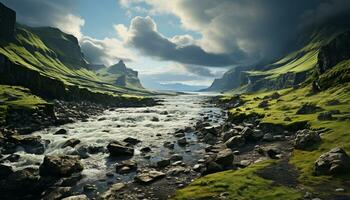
[[11, 93, 226, 196]]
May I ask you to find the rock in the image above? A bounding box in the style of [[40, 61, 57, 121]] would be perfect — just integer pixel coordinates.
[[238, 160, 252, 168], [215, 149, 234, 166], [240, 127, 262, 141], [151, 117, 159, 122], [177, 137, 188, 146], [262, 133, 274, 142], [335, 188, 345, 192], [123, 137, 141, 145], [39, 155, 83, 177], [171, 154, 183, 161], [193, 164, 203, 172], [296, 103, 323, 114], [135, 171, 165, 184], [225, 135, 245, 149], [175, 132, 185, 137], [0, 164, 13, 179], [157, 159, 171, 168], [222, 129, 238, 142], [266, 148, 281, 159], [258, 100, 269, 108], [83, 184, 96, 192], [317, 112, 333, 121], [140, 146, 152, 153], [0, 168, 40, 197], [55, 129, 68, 135], [314, 147, 350, 175], [284, 116, 292, 121], [168, 166, 186, 176], [202, 126, 217, 135], [326, 100, 340, 106], [163, 142, 174, 149], [203, 162, 223, 174], [0, 2, 16, 39], [8, 135, 47, 155], [203, 133, 217, 145], [107, 141, 134, 157], [101, 183, 125, 199], [116, 160, 137, 174], [294, 129, 321, 150], [270, 92, 280, 99], [62, 139, 81, 148], [62, 195, 89, 200], [42, 187, 72, 200]]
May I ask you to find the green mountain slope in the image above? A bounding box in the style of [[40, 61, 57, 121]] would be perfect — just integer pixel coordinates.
[[205, 26, 348, 93], [0, 3, 152, 103]]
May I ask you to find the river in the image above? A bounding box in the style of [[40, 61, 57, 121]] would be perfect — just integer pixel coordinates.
[[11, 93, 226, 197]]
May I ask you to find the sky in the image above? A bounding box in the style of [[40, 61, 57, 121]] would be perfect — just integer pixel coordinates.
[[1, 0, 350, 90]]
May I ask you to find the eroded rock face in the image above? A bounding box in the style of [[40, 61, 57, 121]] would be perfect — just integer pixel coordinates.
[[294, 129, 321, 150], [0, 2, 16, 39], [39, 155, 83, 177], [314, 147, 350, 176]]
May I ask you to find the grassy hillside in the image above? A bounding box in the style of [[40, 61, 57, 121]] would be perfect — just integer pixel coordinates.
[[0, 25, 150, 96], [173, 29, 350, 199]]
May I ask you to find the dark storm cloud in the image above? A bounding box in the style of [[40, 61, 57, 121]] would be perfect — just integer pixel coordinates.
[[184, 65, 215, 77], [127, 16, 242, 67], [0, 0, 76, 27], [134, 0, 350, 65]]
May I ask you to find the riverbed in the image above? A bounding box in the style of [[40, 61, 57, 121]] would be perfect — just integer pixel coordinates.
[[11, 94, 226, 198]]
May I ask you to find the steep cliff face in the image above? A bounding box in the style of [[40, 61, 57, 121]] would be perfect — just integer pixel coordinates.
[[203, 66, 246, 92], [313, 31, 350, 91], [0, 2, 15, 39]]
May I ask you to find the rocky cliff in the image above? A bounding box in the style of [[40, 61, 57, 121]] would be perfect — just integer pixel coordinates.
[[0, 2, 15, 39]]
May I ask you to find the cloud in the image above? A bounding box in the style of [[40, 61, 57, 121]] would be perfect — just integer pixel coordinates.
[[124, 16, 240, 66], [80, 36, 135, 66], [129, 0, 350, 63], [183, 65, 215, 77], [0, 0, 85, 39]]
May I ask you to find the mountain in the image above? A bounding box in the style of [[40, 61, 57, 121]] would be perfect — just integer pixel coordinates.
[[0, 2, 152, 107], [95, 60, 144, 89], [158, 83, 207, 92], [204, 25, 349, 93]]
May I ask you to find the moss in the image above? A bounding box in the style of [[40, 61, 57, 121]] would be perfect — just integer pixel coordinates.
[[172, 161, 302, 200], [0, 85, 48, 124]]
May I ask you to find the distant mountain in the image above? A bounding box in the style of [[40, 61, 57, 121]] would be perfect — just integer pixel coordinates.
[[96, 60, 144, 89], [143, 82, 207, 92]]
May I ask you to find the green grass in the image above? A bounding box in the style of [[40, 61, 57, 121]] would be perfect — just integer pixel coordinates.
[[0, 25, 153, 98], [0, 85, 48, 124], [173, 161, 302, 200]]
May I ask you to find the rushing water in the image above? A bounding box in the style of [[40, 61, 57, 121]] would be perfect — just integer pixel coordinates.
[[11, 94, 225, 195]]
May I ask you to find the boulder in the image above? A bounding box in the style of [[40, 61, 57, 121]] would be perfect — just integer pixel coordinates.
[[258, 100, 269, 108], [215, 149, 234, 166], [39, 155, 83, 177], [317, 112, 334, 121], [100, 183, 125, 200], [42, 187, 72, 200], [62, 139, 81, 148], [222, 129, 238, 142], [296, 104, 323, 114], [314, 147, 350, 175], [270, 92, 280, 99], [203, 133, 217, 145], [177, 137, 188, 146], [157, 159, 171, 168], [203, 162, 223, 174], [55, 129, 68, 135], [294, 129, 321, 150], [107, 142, 134, 157], [225, 135, 245, 149], [171, 154, 183, 161], [135, 170, 165, 184], [262, 133, 274, 142]]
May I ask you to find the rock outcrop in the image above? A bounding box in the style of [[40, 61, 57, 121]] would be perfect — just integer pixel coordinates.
[[39, 155, 83, 177], [314, 147, 350, 175], [0, 2, 15, 39]]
